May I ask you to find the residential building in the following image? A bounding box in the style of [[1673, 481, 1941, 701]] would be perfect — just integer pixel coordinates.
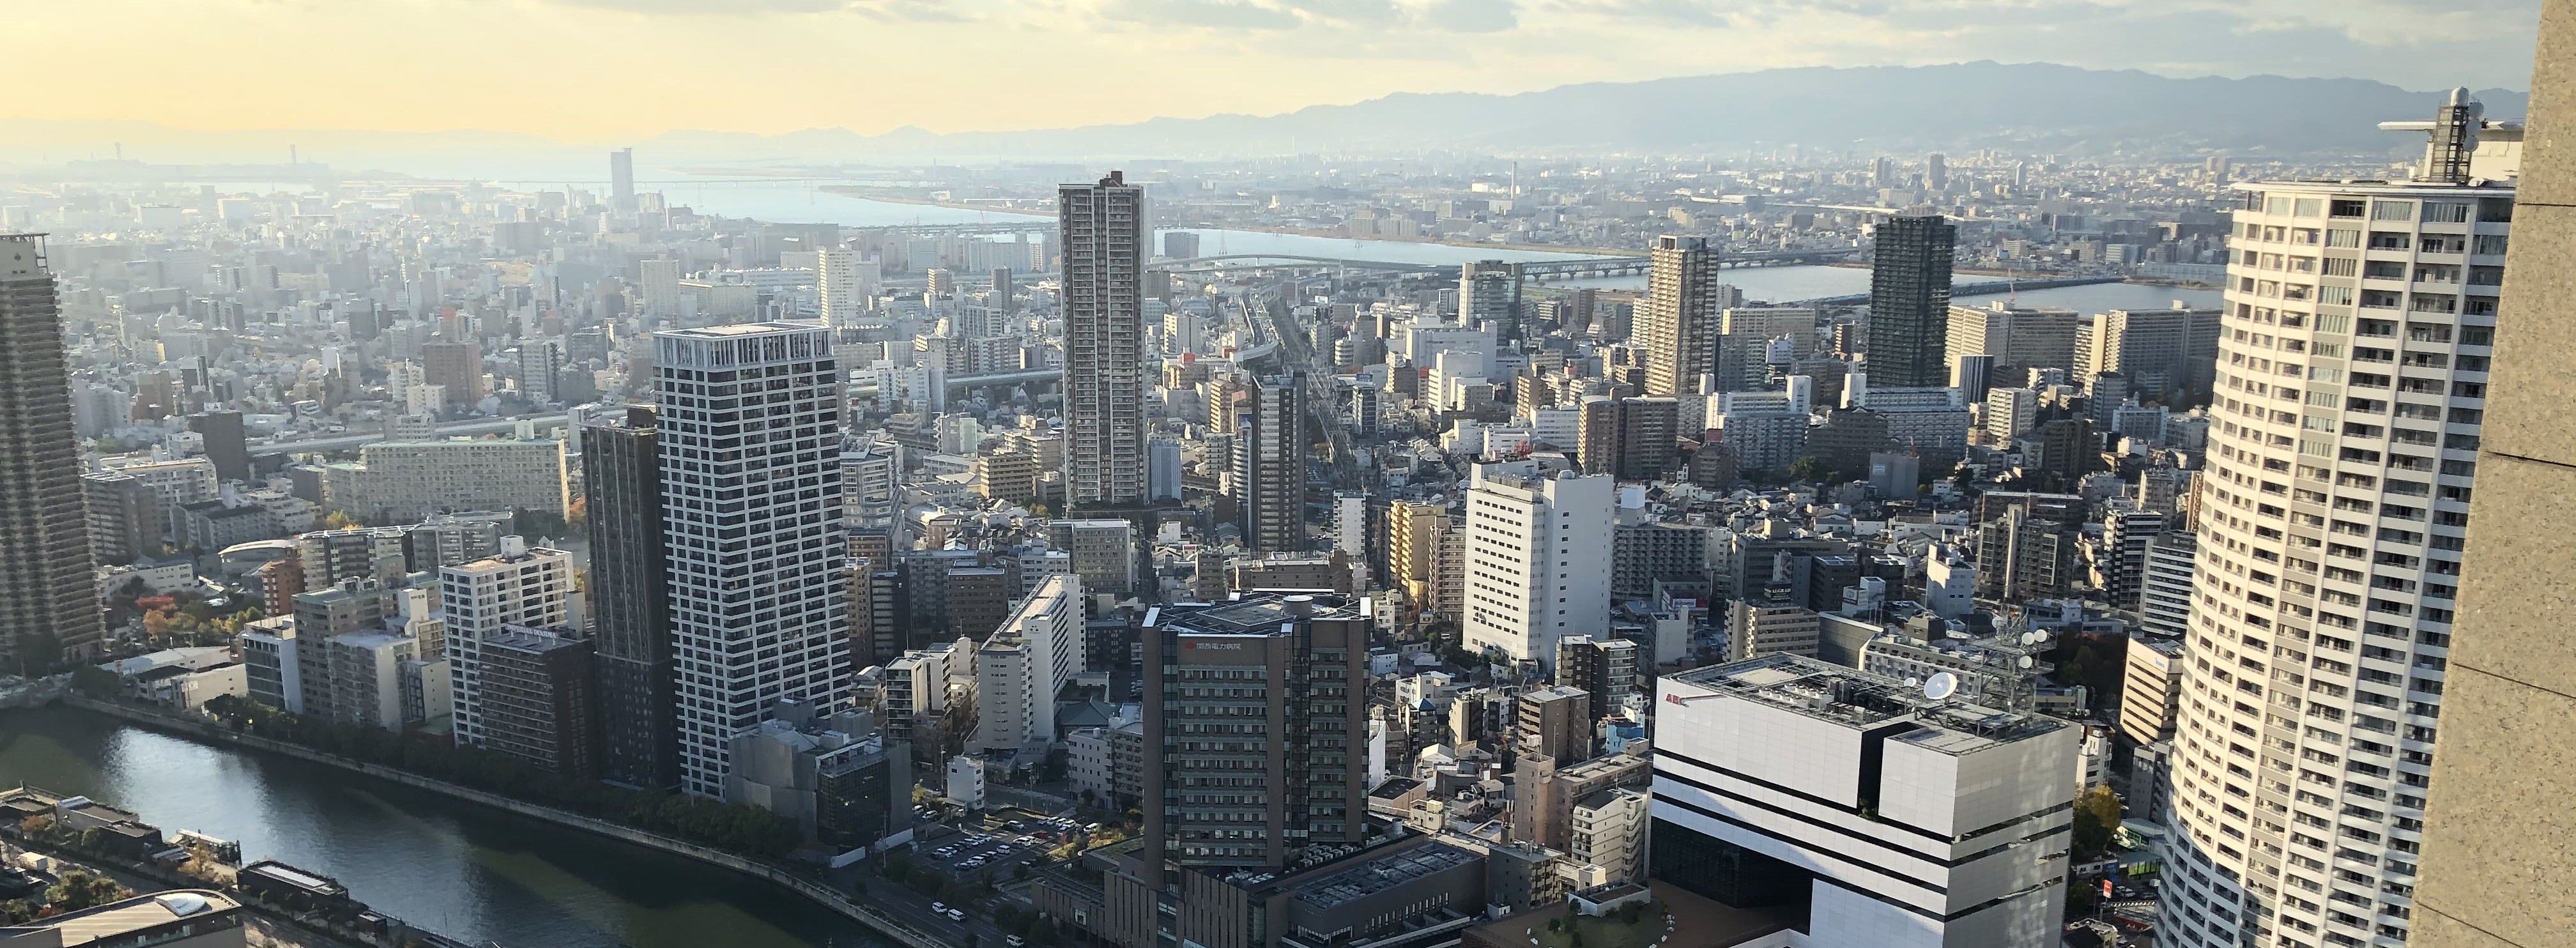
[[477, 625, 600, 777], [2073, 307, 2225, 405], [1945, 303, 2082, 379], [2138, 531, 2197, 638], [1577, 395, 1678, 480], [346, 439, 568, 523], [440, 540, 575, 751], [0, 234, 102, 666], [970, 575, 1085, 753], [2119, 638, 2185, 745], [1062, 171, 1149, 508], [1637, 235, 1724, 397], [654, 323, 850, 797], [1233, 374, 1306, 552], [2159, 97, 2515, 948], [1862, 215, 1958, 387]]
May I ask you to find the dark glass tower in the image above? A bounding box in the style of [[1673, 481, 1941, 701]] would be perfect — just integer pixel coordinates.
[[1863, 215, 1957, 387], [583, 404, 675, 790]]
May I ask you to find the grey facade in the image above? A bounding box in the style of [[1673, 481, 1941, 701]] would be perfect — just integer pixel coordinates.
[[583, 406, 677, 791], [0, 234, 102, 666], [1863, 215, 1958, 387]]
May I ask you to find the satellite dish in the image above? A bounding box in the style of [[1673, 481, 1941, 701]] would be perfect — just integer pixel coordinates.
[[2018, 655, 2035, 669], [1924, 672, 1960, 701], [1905, 677, 1922, 688]]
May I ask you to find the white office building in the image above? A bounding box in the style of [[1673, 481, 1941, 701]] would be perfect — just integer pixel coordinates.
[[439, 538, 574, 749], [1460, 461, 1613, 669], [2159, 94, 2514, 948], [1652, 655, 2073, 947], [654, 323, 850, 797]]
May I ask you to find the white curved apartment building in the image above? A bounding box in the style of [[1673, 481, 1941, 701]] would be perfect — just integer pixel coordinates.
[[2161, 95, 2517, 948]]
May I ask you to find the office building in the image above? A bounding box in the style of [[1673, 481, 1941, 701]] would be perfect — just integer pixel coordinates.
[[1652, 655, 2073, 947], [1233, 374, 1306, 552], [1725, 601, 1820, 662], [2097, 508, 2166, 612], [1460, 462, 1614, 668], [1061, 171, 1149, 508], [1138, 592, 1370, 870], [0, 233, 102, 667], [584, 405, 676, 790], [1863, 215, 1956, 386], [2138, 531, 2197, 639], [440, 540, 575, 751], [654, 323, 850, 797], [2159, 97, 2515, 948], [1638, 235, 1724, 397], [1052, 518, 1137, 595], [1554, 634, 1639, 718]]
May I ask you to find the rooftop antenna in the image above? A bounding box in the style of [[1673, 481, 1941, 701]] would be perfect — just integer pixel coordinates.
[[1923, 671, 1959, 701]]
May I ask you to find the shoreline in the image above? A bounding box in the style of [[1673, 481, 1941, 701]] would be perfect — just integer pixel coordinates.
[[811, 186, 1637, 257], [51, 696, 943, 948]]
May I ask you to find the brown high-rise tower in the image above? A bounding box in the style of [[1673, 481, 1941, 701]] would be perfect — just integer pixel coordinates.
[[0, 234, 100, 668]]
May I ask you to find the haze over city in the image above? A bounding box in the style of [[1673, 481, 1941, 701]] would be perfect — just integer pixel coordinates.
[[0, 3, 2567, 948]]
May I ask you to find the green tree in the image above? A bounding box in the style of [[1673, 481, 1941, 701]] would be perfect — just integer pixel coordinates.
[[2071, 785, 2123, 857], [44, 871, 130, 912], [1785, 456, 1832, 484]]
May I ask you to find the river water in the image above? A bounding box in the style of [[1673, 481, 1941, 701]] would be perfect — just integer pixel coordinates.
[[0, 707, 882, 948], [648, 181, 2216, 311]]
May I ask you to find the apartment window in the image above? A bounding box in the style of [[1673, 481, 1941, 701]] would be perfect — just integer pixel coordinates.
[[2371, 202, 2415, 222]]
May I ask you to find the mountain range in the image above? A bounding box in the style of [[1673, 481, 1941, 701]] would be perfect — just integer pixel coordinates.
[[0, 62, 2528, 180]]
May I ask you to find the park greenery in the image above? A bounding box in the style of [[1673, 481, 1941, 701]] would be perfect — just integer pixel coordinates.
[[199, 695, 804, 858]]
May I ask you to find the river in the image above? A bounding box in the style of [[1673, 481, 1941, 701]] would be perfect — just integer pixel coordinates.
[[0, 706, 883, 948], [645, 181, 2217, 311]]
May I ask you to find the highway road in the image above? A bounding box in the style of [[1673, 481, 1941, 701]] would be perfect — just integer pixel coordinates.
[[250, 412, 574, 455]]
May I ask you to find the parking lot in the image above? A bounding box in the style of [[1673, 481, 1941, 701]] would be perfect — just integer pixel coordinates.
[[923, 813, 1096, 881]]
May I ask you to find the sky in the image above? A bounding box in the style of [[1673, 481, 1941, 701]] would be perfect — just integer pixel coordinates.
[[5, 0, 2544, 141]]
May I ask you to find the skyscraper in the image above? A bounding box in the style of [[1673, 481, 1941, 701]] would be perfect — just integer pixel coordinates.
[[1864, 215, 1956, 387], [653, 323, 848, 797], [1637, 234, 1722, 397], [585, 405, 677, 791], [610, 148, 636, 213], [1060, 171, 1148, 508], [1232, 373, 1305, 552], [2158, 95, 2518, 948], [0, 234, 101, 668]]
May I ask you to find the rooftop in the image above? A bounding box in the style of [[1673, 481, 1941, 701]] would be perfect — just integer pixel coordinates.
[[0, 891, 241, 945], [1147, 592, 1368, 636], [1292, 840, 1482, 910], [1670, 654, 2065, 753]]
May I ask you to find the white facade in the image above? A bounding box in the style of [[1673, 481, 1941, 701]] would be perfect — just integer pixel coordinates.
[[2161, 162, 2509, 948], [438, 539, 574, 749], [816, 247, 881, 328], [1460, 462, 1613, 669], [1653, 656, 2073, 948], [970, 575, 1086, 753], [351, 440, 568, 522], [655, 323, 850, 797]]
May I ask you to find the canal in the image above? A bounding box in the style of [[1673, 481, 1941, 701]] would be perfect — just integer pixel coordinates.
[[0, 706, 884, 948]]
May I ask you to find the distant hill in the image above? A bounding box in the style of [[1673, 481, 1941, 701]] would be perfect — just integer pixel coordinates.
[[645, 62, 2529, 161], [0, 63, 2528, 177]]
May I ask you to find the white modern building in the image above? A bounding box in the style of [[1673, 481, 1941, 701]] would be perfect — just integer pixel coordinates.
[[2159, 94, 2514, 948], [438, 538, 574, 749], [1652, 655, 2074, 947], [654, 323, 851, 797], [346, 439, 569, 523], [969, 575, 1085, 753], [816, 247, 881, 328], [1460, 461, 1613, 669]]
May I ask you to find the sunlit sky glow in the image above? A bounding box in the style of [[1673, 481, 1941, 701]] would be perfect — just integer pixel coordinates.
[[7, 0, 2542, 141]]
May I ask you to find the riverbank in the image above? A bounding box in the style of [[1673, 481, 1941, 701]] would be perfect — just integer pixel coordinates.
[[816, 186, 1050, 218], [57, 696, 946, 948], [809, 185, 1639, 257]]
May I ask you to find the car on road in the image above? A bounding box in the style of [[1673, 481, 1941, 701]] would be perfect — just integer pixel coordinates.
[[946, 909, 967, 922], [931, 903, 947, 913], [1007, 937, 1026, 947]]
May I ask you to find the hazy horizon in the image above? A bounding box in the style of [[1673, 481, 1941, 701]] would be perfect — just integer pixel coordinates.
[[8, 1, 2543, 141]]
